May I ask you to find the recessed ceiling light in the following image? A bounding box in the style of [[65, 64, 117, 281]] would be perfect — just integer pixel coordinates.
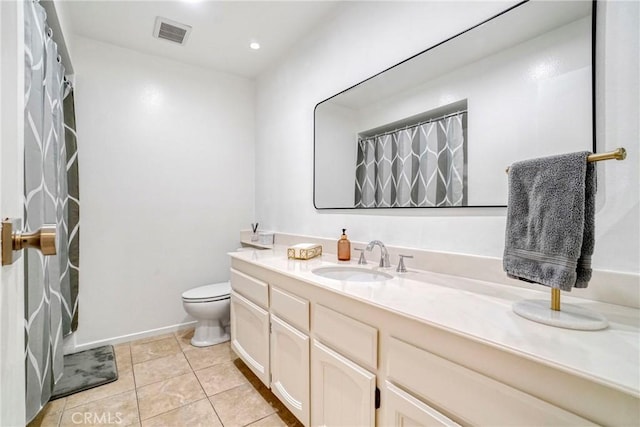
[[249, 42, 261, 50]]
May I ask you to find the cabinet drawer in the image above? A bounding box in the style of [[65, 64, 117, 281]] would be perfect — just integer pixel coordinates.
[[314, 304, 377, 371], [270, 287, 309, 332], [230, 268, 268, 309], [387, 337, 595, 426]]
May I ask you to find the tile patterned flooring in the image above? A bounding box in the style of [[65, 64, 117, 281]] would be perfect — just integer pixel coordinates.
[[28, 329, 302, 427]]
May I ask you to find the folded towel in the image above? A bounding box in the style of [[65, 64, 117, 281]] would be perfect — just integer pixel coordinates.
[[503, 151, 596, 291]]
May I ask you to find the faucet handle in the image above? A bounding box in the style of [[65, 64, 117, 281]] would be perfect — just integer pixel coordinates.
[[396, 254, 413, 273], [354, 248, 367, 265]]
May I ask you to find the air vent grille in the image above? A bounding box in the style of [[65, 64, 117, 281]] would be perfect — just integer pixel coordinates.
[[153, 17, 191, 45]]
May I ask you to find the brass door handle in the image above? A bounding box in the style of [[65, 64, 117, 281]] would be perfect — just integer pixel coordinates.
[[2, 218, 57, 266], [13, 225, 57, 255]]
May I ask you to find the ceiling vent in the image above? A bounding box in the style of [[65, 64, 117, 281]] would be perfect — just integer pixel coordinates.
[[153, 17, 191, 45]]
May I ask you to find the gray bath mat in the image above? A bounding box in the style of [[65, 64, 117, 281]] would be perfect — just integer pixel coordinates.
[[51, 345, 118, 399]]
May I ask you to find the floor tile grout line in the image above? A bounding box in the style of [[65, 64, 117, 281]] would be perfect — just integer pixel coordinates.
[[131, 349, 184, 368], [207, 381, 253, 400], [55, 406, 63, 427], [52, 397, 67, 427], [129, 342, 144, 426], [242, 411, 279, 427], [130, 342, 183, 365], [207, 397, 225, 427], [137, 394, 204, 422], [134, 382, 142, 426], [135, 369, 198, 393], [140, 397, 216, 425]]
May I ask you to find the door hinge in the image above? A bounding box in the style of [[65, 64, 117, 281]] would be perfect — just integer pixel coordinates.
[[375, 387, 381, 409], [269, 322, 272, 333]]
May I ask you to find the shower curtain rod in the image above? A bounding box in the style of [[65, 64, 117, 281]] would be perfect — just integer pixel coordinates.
[[45, 28, 73, 90], [361, 109, 468, 140]]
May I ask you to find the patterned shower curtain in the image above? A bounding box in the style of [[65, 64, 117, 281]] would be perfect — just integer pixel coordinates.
[[24, 0, 71, 421], [62, 86, 80, 334], [354, 112, 466, 207]]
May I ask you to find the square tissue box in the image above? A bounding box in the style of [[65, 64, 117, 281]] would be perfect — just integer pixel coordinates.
[[258, 231, 274, 245], [288, 243, 322, 260]]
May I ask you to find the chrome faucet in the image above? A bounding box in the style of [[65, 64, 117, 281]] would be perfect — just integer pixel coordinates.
[[366, 240, 390, 268]]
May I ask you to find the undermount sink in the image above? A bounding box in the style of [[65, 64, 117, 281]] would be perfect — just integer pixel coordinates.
[[311, 266, 393, 282]]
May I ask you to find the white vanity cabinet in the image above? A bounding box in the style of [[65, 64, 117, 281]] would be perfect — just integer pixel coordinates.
[[230, 255, 639, 427], [230, 269, 270, 386]]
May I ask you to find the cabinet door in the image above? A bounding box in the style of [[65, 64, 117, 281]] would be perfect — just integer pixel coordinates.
[[271, 315, 310, 426], [311, 340, 375, 427], [383, 382, 460, 427], [230, 291, 270, 386]]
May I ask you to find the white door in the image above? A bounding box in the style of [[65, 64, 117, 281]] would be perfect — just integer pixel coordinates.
[[230, 291, 270, 386], [311, 340, 376, 427], [382, 382, 461, 427], [270, 314, 309, 426], [0, 1, 26, 426]]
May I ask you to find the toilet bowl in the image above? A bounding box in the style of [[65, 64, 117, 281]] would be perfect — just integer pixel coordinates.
[[181, 281, 231, 347]]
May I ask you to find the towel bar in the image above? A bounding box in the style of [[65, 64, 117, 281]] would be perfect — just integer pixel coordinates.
[[505, 147, 626, 173], [506, 147, 626, 330]]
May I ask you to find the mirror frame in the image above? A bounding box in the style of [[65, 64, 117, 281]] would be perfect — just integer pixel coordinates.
[[313, 0, 597, 210]]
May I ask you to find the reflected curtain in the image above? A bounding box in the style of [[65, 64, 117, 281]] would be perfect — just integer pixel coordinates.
[[24, 0, 70, 421], [354, 112, 466, 207]]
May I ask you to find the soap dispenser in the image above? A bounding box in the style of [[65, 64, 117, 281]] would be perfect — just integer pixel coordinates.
[[337, 228, 351, 261]]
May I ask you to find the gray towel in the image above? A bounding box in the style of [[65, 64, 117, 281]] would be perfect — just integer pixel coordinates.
[[503, 151, 596, 291]]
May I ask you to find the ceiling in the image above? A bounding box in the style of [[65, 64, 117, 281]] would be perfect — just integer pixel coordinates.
[[59, 0, 343, 78]]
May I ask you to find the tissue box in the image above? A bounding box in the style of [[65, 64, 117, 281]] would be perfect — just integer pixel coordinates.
[[288, 243, 322, 260], [258, 231, 274, 245]]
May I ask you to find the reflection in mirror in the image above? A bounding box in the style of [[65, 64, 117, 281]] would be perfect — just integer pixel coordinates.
[[314, 0, 594, 209], [354, 101, 468, 208]]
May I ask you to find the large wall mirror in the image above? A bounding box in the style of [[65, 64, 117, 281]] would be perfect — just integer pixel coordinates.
[[314, 0, 595, 209]]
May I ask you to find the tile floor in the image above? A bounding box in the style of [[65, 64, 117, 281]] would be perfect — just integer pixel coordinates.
[[28, 329, 302, 427]]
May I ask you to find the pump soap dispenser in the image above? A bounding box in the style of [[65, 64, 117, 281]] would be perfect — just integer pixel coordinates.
[[337, 228, 351, 261]]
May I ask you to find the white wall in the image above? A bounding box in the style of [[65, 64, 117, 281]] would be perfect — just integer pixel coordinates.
[[255, 1, 639, 274], [73, 36, 255, 347]]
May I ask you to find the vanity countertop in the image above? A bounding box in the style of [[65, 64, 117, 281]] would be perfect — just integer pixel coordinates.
[[229, 246, 640, 397]]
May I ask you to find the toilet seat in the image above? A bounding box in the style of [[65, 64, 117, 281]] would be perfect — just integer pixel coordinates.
[[182, 281, 231, 303]]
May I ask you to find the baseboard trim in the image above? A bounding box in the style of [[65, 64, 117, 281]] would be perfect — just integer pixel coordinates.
[[68, 321, 198, 353]]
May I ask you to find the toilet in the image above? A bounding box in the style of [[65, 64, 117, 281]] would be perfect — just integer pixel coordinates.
[[181, 281, 231, 347]]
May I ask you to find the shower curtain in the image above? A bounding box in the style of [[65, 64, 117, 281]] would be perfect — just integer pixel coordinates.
[[63, 86, 80, 333], [24, 0, 75, 421], [354, 112, 466, 207]]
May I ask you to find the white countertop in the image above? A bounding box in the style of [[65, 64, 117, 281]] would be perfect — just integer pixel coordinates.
[[229, 246, 640, 397]]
